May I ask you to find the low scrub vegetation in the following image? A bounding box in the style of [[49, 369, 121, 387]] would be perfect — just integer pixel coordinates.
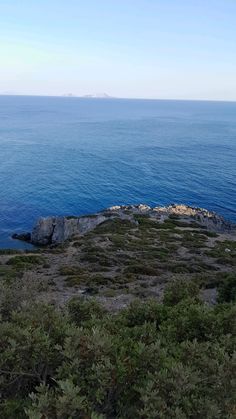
[[0, 279, 235, 418], [206, 240, 236, 265], [6, 255, 44, 267]]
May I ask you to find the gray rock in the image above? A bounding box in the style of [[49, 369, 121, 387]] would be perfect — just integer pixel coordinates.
[[31, 214, 107, 245], [153, 204, 235, 233], [12, 232, 31, 242], [31, 217, 57, 245]]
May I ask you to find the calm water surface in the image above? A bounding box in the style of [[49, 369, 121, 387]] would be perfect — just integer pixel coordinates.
[[0, 96, 236, 248]]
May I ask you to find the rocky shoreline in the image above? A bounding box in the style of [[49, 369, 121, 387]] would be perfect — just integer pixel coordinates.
[[13, 203, 236, 246]]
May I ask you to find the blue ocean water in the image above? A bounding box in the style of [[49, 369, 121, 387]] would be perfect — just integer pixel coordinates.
[[0, 95, 236, 248]]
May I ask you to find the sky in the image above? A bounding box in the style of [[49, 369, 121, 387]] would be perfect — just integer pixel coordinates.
[[0, 0, 236, 101]]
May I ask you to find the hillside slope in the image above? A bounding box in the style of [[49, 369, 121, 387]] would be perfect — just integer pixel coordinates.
[[0, 204, 236, 418], [2, 204, 236, 310]]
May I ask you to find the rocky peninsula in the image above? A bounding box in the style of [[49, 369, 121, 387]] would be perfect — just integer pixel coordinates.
[[14, 204, 236, 246]]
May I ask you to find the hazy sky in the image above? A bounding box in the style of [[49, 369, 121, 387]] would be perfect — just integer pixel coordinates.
[[0, 0, 236, 100]]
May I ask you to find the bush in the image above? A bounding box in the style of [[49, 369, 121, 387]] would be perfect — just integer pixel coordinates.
[[6, 255, 44, 267], [0, 281, 235, 418], [0, 274, 49, 319], [163, 278, 199, 305], [67, 297, 107, 325], [0, 303, 68, 407], [217, 274, 236, 303], [124, 264, 157, 276]]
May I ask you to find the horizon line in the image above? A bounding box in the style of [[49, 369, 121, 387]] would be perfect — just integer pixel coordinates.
[[0, 93, 236, 104]]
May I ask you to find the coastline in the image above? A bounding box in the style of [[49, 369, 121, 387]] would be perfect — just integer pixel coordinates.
[[11, 203, 236, 248]]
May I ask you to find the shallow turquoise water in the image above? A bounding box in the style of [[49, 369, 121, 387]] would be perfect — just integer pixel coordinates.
[[0, 96, 236, 248]]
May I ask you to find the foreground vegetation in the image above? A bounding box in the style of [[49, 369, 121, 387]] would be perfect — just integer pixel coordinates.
[[0, 214, 236, 417], [0, 278, 235, 418]]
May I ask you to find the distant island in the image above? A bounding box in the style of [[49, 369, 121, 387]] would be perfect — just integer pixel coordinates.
[[62, 92, 114, 99], [62, 93, 76, 97], [82, 93, 114, 99]]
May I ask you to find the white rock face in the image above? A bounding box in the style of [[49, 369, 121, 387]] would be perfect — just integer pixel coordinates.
[[108, 205, 122, 211]]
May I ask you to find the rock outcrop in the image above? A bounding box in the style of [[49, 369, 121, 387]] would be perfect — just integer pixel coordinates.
[[152, 204, 235, 232], [31, 214, 107, 245], [14, 203, 236, 246], [12, 232, 31, 242]]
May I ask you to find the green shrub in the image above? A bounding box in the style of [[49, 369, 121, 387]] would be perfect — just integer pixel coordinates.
[[0, 283, 235, 418], [163, 278, 199, 305], [217, 274, 236, 303], [0, 276, 49, 319], [59, 265, 86, 276], [95, 218, 133, 234], [67, 297, 107, 325], [6, 255, 44, 267], [0, 399, 28, 419], [160, 300, 220, 342], [119, 298, 168, 328], [0, 303, 68, 406], [207, 240, 236, 265], [0, 265, 22, 282], [124, 264, 157, 276]]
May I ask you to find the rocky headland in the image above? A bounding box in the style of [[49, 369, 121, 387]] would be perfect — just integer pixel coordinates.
[[14, 204, 236, 246]]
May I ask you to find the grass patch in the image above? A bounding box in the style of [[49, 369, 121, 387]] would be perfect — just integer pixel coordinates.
[[59, 265, 87, 276], [0, 265, 23, 282], [167, 263, 191, 274], [78, 245, 116, 267], [65, 272, 114, 288], [200, 230, 218, 238], [110, 234, 127, 248], [193, 272, 234, 290], [0, 249, 22, 255], [181, 231, 208, 249], [142, 248, 170, 262], [94, 218, 134, 234], [217, 273, 236, 302], [102, 289, 118, 297], [6, 255, 44, 267], [206, 240, 236, 265], [124, 264, 157, 276], [167, 260, 217, 274], [134, 215, 177, 231]]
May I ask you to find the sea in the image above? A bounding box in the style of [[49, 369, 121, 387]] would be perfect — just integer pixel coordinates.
[[0, 95, 236, 248]]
